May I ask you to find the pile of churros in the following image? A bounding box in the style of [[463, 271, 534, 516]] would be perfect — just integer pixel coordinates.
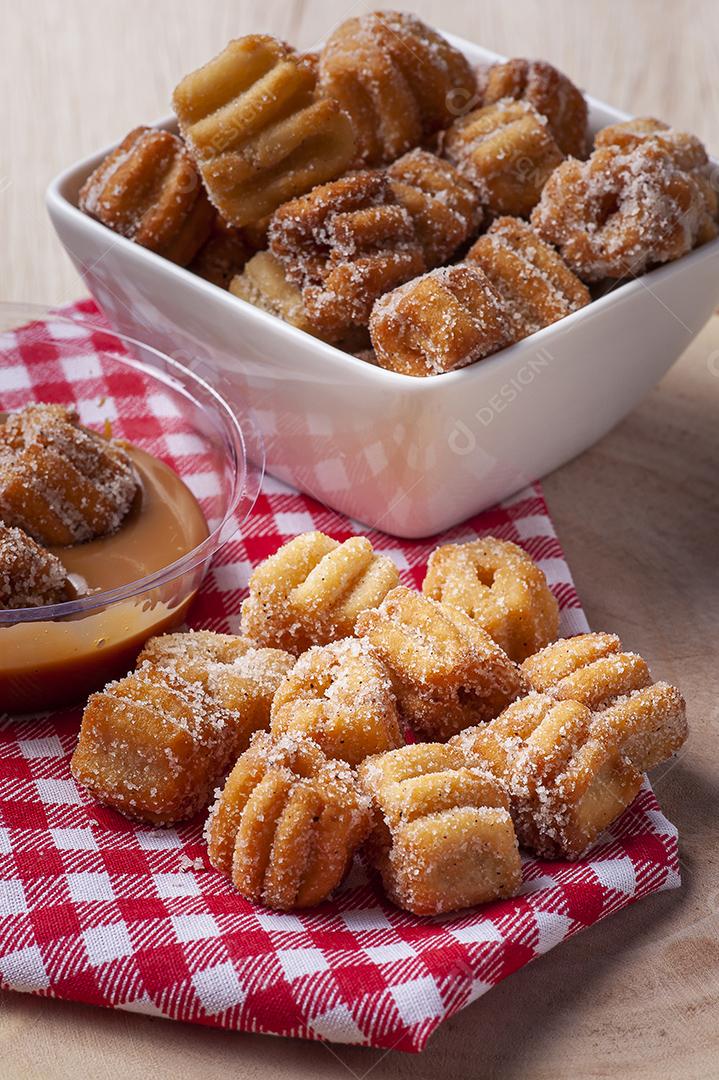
[[71, 531, 687, 916], [78, 11, 717, 375]]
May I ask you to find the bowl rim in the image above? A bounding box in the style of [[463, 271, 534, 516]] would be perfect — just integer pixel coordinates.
[[0, 301, 265, 623], [44, 30, 719, 393]]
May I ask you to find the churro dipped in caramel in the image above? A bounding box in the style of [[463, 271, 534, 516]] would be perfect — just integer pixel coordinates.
[[0, 405, 138, 546], [0, 522, 75, 609]]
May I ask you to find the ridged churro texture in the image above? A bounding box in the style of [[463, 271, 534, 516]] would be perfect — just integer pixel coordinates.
[[453, 632, 687, 858], [270, 637, 404, 766], [531, 128, 718, 281], [369, 264, 513, 375], [173, 35, 355, 227], [387, 149, 483, 267], [355, 586, 525, 740], [423, 536, 559, 661], [318, 12, 476, 166], [205, 731, 372, 909], [78, 126, 215, 265], [466, 216, 590, 339], [358, 742, 521, 914], [478, 58, 588, 158], [268, 171, 425, 339], [443, 99, 564, 217], [241, 531, 399, 655], [71, 631, 294, 826], [0, 405, 137, 546], [0, 522, 74, 608]]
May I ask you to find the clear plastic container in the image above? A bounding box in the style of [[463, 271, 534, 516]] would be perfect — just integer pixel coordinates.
[[0, 302, 264, 714]]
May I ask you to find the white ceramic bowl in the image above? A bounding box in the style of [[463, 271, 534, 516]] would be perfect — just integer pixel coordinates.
[[46, 33, 719, 538]]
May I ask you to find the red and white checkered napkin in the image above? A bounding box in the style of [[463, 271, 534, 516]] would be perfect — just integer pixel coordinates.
[[0, 303, 680, 1052]]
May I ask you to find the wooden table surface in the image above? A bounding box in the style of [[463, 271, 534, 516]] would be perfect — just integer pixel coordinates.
[[1, 2, 718, 1077]]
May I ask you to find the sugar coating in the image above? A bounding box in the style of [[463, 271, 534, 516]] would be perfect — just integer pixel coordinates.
[[479, 58, 589, 158], [0, 404, 138, 546], [387, 148, 484, 267], [355, 586, 525, 741], [241, 530, 399, 655], [455, 646, 687, 859], [0, 521, 73, 608], [423, 536, 559, 662], [466, 216, 590, 340], [520, 631, 652, 709], [79, 126, 214, 266], [268, 171, 425, 338], [369, 264, 514, 376], [71, 630, 294, 826], [317, 12, 476, 167], [358, 741, 521, 915], [270, 636, 404, 765], [593, 117, 710, 170], [205, 730, 372, 909], [531, 133, 718, 281], [442, 97, 565, 218], [172, 35, 355, 228]]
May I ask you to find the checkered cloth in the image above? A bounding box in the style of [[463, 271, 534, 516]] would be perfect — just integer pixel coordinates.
[[0, 302, 679, 1052]]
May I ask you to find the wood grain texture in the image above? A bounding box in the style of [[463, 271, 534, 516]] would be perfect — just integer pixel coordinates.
[[1, 2, 718, 1078]]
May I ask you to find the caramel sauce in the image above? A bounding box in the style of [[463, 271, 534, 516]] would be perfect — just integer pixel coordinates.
[[1, 444, 209, 714]]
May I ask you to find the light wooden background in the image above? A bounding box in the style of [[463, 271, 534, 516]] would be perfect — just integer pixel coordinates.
[[1, 2, 718, 1078]]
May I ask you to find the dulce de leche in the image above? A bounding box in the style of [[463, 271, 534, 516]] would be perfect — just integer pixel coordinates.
[[0, 443, 209, 714]]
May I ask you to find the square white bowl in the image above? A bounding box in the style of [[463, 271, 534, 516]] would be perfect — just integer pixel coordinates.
[[46, 34, 719, 538]]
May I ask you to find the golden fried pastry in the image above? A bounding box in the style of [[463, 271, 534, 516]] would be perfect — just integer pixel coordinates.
[[519, 631, 688, 768], [455, 679, 686, 858], [0, 522, 74, 609], [230, 251, 325, 337], [173, 35, 355, 228], [188, 218, 252, 288], [71, 631, 294, 825], [455, 694, 642, 858], [231, 254, 371, 349], [521, 631, 653, 709], [241, 531, 399, 655], [531, 140, 718, 281], [270, 637, 403, 765], [78, 126, 215, 266], [369, 264, 513, 376], [387, 149, 483, 267], [205, 731, 372, 909], [423, 537, 559, 662], [478, 58, 588, 158], [137, 628, 295, 710], [0, 405, 138, 546], [466, 216, 590, 339], [358, 742, 521, 914], [318, 12, 476, 166], [268, 171, 425, 338], [442, 99, 564, 217], [593, 116, 710, 170], [355, 586, 525, 741], [591, 681, 687, 773]]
